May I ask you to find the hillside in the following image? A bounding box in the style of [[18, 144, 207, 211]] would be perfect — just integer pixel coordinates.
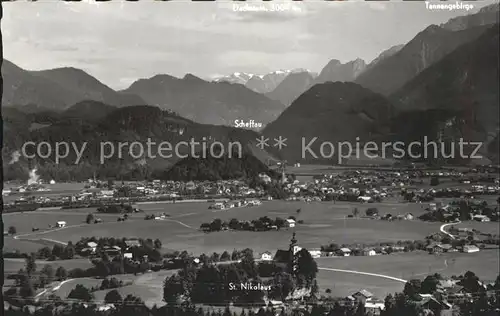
[[3, 103, 276, 181], [265, 72, 315, 106], [62, 101, 118, 121], [2, 61, 145, 111], [121, 74, 287, 126], [355, 24, 494, 96], [441, 3, 499, 31], [157, 151, 277, 182], [390, 24, 499, 162], [263, 82, 393, 164]]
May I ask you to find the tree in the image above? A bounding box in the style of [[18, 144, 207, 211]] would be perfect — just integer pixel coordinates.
[[403, 279, 422, 298], [55, 266, 68, 280], [421, 274, 440, 294], [8, 226, 17, 235], [25, 253, 37, 276], [352, 208, 359, 218], [19, 279, 35, 299], [37, 246, 52, 259], [365, 208, 379, 217], [296, 248, 318, 286], [68, 284, 94, 301], [104, 289, 123, 304], [86, 213, 95, 224], [40, 264, 55, 285], [154, 238, 162, 249], [430, 176, 440, 186], [64, 242, 75, 259], [52, 244, 64, 259], [220, 251, 231, 261]]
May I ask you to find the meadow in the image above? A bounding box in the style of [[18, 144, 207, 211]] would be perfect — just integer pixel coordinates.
[[4, 200, 442, 255], [4, 198, 498, 308]]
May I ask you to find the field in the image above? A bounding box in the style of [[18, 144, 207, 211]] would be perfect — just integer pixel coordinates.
[[3, 182, 87, 203], [316, 250, 500, 298], [4, 198, 499, 304], [4, 200, 441, 255], [4, 258, 94, 274]]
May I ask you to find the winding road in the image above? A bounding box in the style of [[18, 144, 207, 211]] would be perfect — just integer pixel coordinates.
[[440, 221, 461, 240]]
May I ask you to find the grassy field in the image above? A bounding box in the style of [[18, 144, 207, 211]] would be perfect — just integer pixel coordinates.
[[4, 201, 441, 256], [453, 221, 500, 235], [316, 249, 499, 298], [4, 258, 93, 274], [4, 198, 498, 304]]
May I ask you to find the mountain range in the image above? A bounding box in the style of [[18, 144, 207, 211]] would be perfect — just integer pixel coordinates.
[[213, 69, 317, 94], [2, 61, 145, 111], [120, 73, 286, 126]]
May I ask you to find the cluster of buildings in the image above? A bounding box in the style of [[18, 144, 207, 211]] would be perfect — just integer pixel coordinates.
[[208, 199, 263, 210]]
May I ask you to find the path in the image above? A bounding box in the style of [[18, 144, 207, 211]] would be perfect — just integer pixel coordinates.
[[440, 221, 461, 240], [34, 278, 75, 301], [317, 267, 407, 283]]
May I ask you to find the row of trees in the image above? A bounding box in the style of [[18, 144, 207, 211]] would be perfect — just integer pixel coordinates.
[[200, 216, 298, 233], [96, 204, 134, 214], [320, 239, 428, 254]]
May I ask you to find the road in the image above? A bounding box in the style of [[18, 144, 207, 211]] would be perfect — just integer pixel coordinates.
[[318, 267, 407, 283], [35, 278, 75, 300], [440, 221, 461, 240]]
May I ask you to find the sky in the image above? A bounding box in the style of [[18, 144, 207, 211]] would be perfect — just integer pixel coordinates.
[[2, 0, 496, 90]]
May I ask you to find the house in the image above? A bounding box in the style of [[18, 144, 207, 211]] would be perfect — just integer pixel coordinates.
[[267, 300, 284, 308], [351, 289, 373, 303], [210, 203, 225, 210], [362, 248, 377, 256], [358, 196, 372, 203], [124, 239, 141, 249], [414, 296, 452, 311], [87, 242, 98, 253], [472, 215, 491, 222], [124, 253, 133, 259], [56, 221, 66, 228], [462, 245, 480, 253], [405, 213, 414, 220], [426, 243, 453, 254], [285, 219, 296, 228], [260, 251, 273, 261], [337, 248, 351, 257], [308, 249, 322, 258], [364, 298, 385, 315]]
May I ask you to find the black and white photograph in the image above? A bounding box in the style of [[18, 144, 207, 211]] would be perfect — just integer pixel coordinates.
[[1, 1, 499, 315]]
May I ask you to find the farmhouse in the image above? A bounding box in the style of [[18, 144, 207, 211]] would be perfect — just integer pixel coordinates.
[[87, 242, 98, 253], [472, 215, 491, 222], [56, 221, 66, 228], [260, 251, 273, 261], [285, 219, 296, 228], [362, 248, 377, 256], [348, 289, 374, 304], [336, 248, 352, 257], [308, 249, 322, 258], [427, 243, 453, 254], [364, 298, 386, 315], [210, 202, 225, 210], [462, 245, 480, 253], [124, 239, 141, 250], [357, 196, 372, 203]]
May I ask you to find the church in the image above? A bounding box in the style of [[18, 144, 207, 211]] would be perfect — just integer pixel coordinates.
[[273, 232, 302, 271]]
